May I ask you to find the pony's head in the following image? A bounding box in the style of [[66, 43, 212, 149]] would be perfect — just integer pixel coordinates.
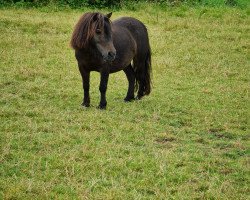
[[71, 12, 116, 62]]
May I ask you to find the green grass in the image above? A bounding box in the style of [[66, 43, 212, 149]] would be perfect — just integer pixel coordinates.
[[0, 4, 249, 199]]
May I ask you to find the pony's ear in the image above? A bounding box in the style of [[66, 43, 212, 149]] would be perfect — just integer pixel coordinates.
[[93, 13, 99, 21], [106, 12, 112, 19]]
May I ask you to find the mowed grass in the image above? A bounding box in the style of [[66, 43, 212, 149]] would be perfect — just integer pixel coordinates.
[[0, 5, 249, 199]]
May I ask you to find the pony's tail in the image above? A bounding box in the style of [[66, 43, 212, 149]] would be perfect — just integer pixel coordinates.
[[135, 47, 152, 97]]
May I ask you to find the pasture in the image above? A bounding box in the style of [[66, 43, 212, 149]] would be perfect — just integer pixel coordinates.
[[0, 4, 249, 199]]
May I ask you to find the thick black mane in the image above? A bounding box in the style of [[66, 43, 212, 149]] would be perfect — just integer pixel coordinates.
[[70, 12, 107, 50]]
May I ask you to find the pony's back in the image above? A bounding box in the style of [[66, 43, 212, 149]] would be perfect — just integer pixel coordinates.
[[113, 17, 150, 55]]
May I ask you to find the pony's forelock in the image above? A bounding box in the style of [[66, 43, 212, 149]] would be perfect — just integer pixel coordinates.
[[70, 12, 105, 50]]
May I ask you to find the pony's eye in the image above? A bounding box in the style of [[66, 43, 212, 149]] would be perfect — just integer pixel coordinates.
[[96, 29, 101, 34]]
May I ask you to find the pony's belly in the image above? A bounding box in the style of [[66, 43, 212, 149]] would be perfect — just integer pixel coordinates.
[[110, 61, 130, 73]]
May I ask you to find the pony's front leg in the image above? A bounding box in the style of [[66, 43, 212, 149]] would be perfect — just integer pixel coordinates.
[[98, 67, 110, 109], [79, 67, 90, 107]]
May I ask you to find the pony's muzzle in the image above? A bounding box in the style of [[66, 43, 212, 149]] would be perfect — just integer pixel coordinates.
[[108, 51, 116, 61], [104, 51, 116, 62]]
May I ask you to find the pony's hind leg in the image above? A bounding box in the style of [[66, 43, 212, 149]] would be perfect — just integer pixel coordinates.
[[136, 70, 145, 100], [123, 64, 135, 102], [133, 60, 145, 100]]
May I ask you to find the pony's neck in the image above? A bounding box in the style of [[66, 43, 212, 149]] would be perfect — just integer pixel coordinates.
[[79, 44, 101, 60]]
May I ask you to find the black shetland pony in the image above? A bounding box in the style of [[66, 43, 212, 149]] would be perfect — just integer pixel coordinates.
[[71, 12, 151, 109]]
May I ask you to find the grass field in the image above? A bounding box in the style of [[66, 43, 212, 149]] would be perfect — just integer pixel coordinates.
[[0, 4, 249, 199]]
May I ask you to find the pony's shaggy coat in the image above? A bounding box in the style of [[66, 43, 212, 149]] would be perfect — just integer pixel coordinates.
[[71, 12, 151, 109]]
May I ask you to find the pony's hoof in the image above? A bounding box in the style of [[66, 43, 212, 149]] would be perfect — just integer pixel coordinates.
[[81, 102, 90, 107], [97, 103, 107, 110], [124, 97, 135, 102], [135, 96, 143, 100], [97, 105, 106, 110]]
